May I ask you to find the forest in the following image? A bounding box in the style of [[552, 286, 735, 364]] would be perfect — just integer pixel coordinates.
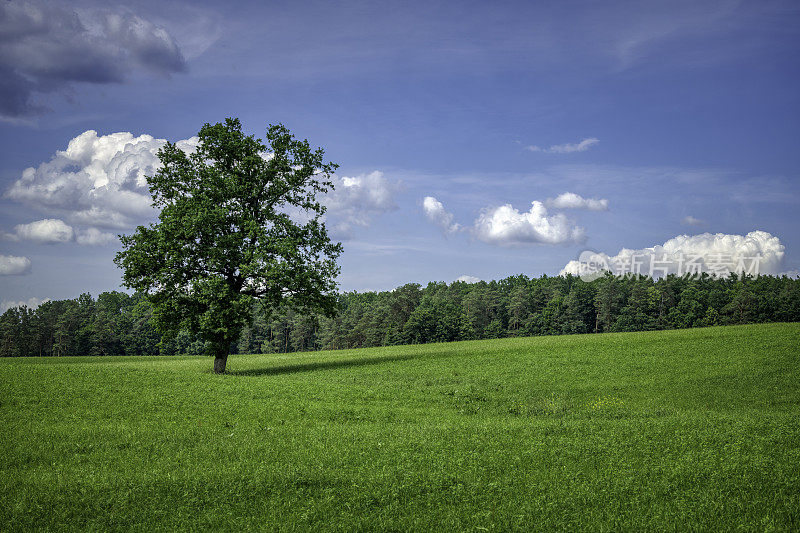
[[2, 272, 799, 358]]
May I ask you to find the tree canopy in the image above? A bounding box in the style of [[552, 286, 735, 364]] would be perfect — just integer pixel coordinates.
[[114, 118, 342, 372]]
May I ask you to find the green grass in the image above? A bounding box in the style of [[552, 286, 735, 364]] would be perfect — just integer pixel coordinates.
[[2, 323, 799, 531]]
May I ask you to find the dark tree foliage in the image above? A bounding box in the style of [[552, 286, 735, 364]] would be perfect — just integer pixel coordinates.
[[114, 119, 342, 372], [2, 273, 798, 358]]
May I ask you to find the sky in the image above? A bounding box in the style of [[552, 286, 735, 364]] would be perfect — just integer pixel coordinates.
[[1, 0, 799, 309]]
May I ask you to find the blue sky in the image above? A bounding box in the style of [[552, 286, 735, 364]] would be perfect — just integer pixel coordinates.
[[1, 0, 799, 307]]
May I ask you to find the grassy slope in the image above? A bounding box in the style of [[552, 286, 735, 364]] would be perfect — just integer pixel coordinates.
[[1, 323, 799, 531]]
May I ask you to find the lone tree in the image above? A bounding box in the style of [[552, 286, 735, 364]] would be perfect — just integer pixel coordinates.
[[115, 118, 342, 373]]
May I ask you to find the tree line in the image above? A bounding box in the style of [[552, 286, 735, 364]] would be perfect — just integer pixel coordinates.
[[1, 272, 799, 358]]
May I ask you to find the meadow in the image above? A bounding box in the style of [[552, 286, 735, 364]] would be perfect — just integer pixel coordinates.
[[1, 323, 799, 531]]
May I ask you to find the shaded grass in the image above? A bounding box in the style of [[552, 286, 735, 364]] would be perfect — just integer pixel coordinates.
[[229, 352, 423, 377], [1, 323, 799, 531]]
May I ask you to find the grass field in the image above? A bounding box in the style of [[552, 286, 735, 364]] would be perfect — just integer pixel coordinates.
[[2, 323, 799, 531]]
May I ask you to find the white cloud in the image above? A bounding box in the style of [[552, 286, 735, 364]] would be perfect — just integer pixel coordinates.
[[682, 215, 705, 227], [527, 138, 599, 154], [76, 228, 117, 246], [546, 192, 609, 211], [474, 201, 586, 246], [422, 196, 460, 233], [6, 130, 198, 229], [456, 275, 481, 283], [324, 171, 400, 237], [778, 270, 800, 279], [6, 132, 398, 242], [0, 254, 31, 275], [9, 218, 74, 243], [561, 231, 786, 277], [3, 219, 116, 246], [420, 194, 595, 246], [0, 296, 50, 313]]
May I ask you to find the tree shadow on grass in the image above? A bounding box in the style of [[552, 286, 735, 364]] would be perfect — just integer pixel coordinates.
[[229, 352, 422, 377]]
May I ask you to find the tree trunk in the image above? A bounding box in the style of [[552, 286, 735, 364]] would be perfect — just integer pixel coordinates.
[[213, 336, 229, 374]]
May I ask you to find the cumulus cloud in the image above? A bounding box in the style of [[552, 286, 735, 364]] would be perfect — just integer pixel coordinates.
[[456, 275, 481, 283], [527, 138, 599, 154], [422, 196, 461, 234], [682, 215, 705, 227], [474, 201, 586, 246], [0, 1, 188, 118], [419, 194, 597, 246], [3, 218, 116, 246], [7, 219, 74, 244], [6, 130, 397, 242], [76, 228, 117, 246], [0, 296, 50, 313], [0, 254, 31, 275], [546, 192, 609, 211], [6, 129, 198, 229], [560, 231, 786, 278], [323, 171, 400, 237]]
